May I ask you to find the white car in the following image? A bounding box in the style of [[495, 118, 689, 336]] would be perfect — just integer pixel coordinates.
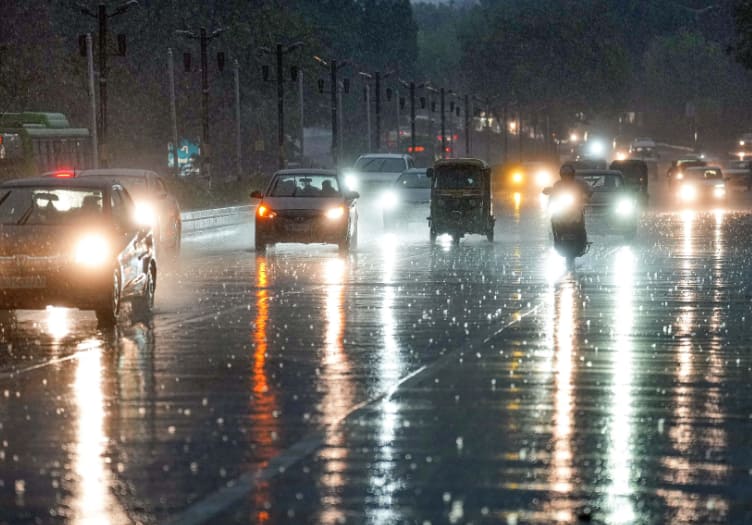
[[343, 153, 415, 195]]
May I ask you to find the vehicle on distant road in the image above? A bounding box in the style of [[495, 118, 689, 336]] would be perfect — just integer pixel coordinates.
[[609, 159, 649, 202], [576, 169, 640, 240], [491, 161, 556, 194], [667, 157, 707, 188], [343, 153, 414, 194], [251, 169, 359, 253], [380, 168, 431, 230], [0, 175, 156, 325], [673, 166, 727, 205], [723, 159, 752, 190]]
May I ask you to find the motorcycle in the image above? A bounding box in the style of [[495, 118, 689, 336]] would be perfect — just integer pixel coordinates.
[[543, 187, 589, 268]]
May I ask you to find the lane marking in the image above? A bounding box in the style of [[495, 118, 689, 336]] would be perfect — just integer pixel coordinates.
[[161, 304, 541, 525]]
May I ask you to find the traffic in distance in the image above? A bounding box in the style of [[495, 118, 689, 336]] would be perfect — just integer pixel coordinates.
[[5, 2, 752, 524]]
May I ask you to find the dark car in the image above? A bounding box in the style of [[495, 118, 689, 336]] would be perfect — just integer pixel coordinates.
[[251, 169, 359, 253], [576, 169, 640, 239], [380, 168, 431, 229], [609, 159, 649, 202], [0, 176, 156, 325], [75, 169, 181, 255]]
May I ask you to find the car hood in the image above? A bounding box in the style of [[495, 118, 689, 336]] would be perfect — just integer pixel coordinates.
[[261, 197, 345, 211], [394, 188, 431, 202]]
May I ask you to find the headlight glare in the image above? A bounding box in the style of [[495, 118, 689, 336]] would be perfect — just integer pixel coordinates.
[[344, 172, 359, 191], [615, 197, 635, 216], [512, 172, 524, 184], [325, 206, 345, 220], [713, 184, 726, 198], [381, 190, 399, 210], [74, 235, 109, 267], [134, 201, 156, 226], [678, 184, 697, 202], [549, 192, 575, 216], [257, 204, 276, 219]]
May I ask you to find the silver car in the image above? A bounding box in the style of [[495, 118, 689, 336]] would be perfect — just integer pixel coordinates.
[[380, 168, 431, 229], [343, 153, 415, 195], [251, 169, 359, 253]]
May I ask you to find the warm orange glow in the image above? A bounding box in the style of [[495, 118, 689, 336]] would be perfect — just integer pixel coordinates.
[[256, 205, 275, 219]]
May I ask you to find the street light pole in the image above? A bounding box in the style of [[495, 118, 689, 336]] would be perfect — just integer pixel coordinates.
[[464, 94, 470, 156], [86, 34, 99, 169], [440, 87, 446, 159], [298, 69, 305, 163], [410, 82, 416, 153], [234, 58, 242, 181], [375, 72, 381, 151], [98, 4, 108, 160], [331, 60, 338, 166], [167, 48, 178, 176]]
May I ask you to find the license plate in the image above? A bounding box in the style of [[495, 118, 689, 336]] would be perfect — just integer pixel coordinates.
[[287, 223, 310, 233], [0, 275, 46, 289]]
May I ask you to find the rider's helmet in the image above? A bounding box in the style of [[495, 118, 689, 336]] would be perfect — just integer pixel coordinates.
[[560, 164, 576, 180]]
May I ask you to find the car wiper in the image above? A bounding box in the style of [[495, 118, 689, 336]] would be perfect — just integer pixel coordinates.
[[0, 191, 10, 208], [16, 204, 35, 225]]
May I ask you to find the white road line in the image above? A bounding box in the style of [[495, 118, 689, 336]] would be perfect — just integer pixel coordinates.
[[160, 303, 541, 525]]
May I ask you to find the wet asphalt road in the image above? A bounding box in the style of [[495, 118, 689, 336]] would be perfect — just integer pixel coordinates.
[[2, 177, 752, 524]]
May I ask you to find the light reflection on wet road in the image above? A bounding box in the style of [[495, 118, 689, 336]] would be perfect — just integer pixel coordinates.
[[2, 185, 752, 524]]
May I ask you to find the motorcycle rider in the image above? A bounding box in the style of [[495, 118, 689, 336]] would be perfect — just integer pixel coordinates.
[[549, 164, 592, 244]]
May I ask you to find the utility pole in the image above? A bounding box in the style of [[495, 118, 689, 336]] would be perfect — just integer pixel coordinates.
[[375, 72, 381, 151], [331, 60, 339, 166], [298, 69, 305, 163], [85, 34, 99, 169], [234, 58, 242, 181], [79, 1, 137, 167], [395, 89, 401, 152], [260, 41, 303, 169], [503, 103, 509, 162], [440, 88, 446, 158], [410, 82, 416, 153], [464, 94, 470, 156], [177, 26, 224, 186], [167, 48, 178, 176], [365, 83, 372, 151]]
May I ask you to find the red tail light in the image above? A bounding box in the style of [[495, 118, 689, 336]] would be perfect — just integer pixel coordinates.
[[53, 171, 75, 178]]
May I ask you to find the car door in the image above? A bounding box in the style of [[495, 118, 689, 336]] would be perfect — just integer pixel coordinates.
[[110, 186, 147, 296]]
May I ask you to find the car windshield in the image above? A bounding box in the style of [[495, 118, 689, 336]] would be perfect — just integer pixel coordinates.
[[685, 168, 722, 180], [354, 157, 406, 173], [0, 187, 103, 225], [577, 174, 622, 191], [434, 166, 483, 189], [269, 174, 341, 197], [395, 171, 430, 189]]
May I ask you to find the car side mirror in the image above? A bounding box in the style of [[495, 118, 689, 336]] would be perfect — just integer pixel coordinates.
[[542, 187, 552, 195], [250, 191, 263, 199], [426, 167, 434, 178], [345, 190, 360, 200]]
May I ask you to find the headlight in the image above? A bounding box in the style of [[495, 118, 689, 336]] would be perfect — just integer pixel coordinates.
[[615, 197, 635, 216], [615, 151, 627, 161], [713, 184, 726, 198], [74, 235, 109, 267], [588, 140, 605, 156], [512, 172, 524, 184], [380, 190, 399, 210], [534, 170, 551, 187], [549, 192, 575, 215], [256, 204, 276, 219], [343, 172, 359, 191], [676, 172, 684, 180], [678, 184, 697, 202], [134, 201, 156, 226], [325, 206, 345, 220]]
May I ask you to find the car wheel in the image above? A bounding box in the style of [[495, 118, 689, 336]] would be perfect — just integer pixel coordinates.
[[135, 264, 156, 315], [96, 269, 121, 326]]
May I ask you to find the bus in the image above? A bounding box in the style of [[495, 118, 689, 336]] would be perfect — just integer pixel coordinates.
[[0, 112, 91, 180]]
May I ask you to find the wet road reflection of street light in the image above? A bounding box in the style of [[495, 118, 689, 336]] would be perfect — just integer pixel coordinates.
[[71, 339, 129, 525], [544, 279, 577, 522], [605, 246, 636, 524], [318, 256, 352, 525], [367, 237, 403, 524]]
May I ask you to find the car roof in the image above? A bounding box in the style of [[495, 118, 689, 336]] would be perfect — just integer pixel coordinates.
[[77, 168, 159, 178], [577, 169, 624, 177], [356, 153, 409, 159], [434, 157, 488, 169], [1, 176, 116, 190], [273, 169, 338, 176]]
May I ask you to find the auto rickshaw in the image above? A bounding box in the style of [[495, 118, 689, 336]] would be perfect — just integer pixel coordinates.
[[609, 159, 649, 204], [427, 158, 495, 245]]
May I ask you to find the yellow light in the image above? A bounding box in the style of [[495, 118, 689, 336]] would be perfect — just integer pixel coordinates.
[[713, 185, 726, 199], [676, 172, 684, 180], [325, 206, 345, 220], [616, 151, 627, 161], [74, 235, 109, 267], [569, 132, 579, 143], [257, 204, 276, 219], [513, 192, 522, 210], [512, 172, 524, 184]]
